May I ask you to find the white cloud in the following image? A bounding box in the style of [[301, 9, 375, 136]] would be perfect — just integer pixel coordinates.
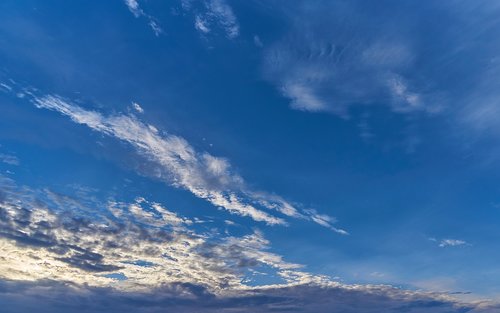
[[254, 35, 263, 48], [0, 176, 309, 291], [262, 3, 442, 118], [124, 0, 142, 17], [123, 0, 163, 36], [183, 0, 239, 39], [386, 75, 422, 113], [0, 153, 19, 166], [195, 15, 211, 34], [112, 197, 193, 227], [438, 239, 468, 248], [281, 82, 328, 112], [148, 20, 163, 36], [132, 102, 144, 113], [32, 95, 283, 225], [30, 94, 343, 231], [429, 238, 469, 248], [0, 82, 12, 91], [1, 178, 487, 313], [206, 0, 239, 39]]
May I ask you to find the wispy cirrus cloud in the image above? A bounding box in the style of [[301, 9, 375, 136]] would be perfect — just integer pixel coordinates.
[[21, 92, 346, 233], [262, 2, 440, 117], [263, 1, 500, 120], [182, 0, 239, 39], [0, 278, 494, 313], [438, 239, 468, 248], [263, 1, 500, 149], [124, 0, 163, 36], [0, 153, 19, 166], [429, 238, 469, 248]]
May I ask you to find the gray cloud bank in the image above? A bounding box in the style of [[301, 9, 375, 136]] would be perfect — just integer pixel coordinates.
[[1, 279, 498, 313]]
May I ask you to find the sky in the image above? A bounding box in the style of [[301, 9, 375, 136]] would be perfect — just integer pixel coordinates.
[[1, 1, 500, 312]]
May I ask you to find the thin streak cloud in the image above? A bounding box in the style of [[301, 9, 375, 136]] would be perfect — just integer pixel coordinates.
[[26, 93, 345, 233]]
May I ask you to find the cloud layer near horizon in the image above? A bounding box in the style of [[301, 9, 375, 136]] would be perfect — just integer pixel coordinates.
[[1, 278, 498, 313], [2, 173, 491, 313]]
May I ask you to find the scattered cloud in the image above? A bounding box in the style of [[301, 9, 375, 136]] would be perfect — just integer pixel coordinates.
[[124, 0, 142, 17], [0, 153, 19, 166], [124, 0, 163, 36], [429, 238, 469, 248], [0, 175, 311, 291], [0, 278, 495, 313], [182, 0, 239, 39], [262, 2, 447, 118], [261, 1, 500, 157], [438, 239, 468, 248], [0, 169, 494, 312], [0, 174, 490, 310], [131, 102, 144, 114], [195, 15, 211, 34]]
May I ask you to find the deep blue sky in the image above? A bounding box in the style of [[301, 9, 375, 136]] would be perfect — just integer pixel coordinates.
[[1, 1, 500, 312]]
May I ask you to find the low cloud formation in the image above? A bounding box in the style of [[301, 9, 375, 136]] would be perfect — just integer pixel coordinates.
[[0, 175, 314, 291], [263, 1, 441, 117], [1, 279, 498, 313], [1, 175, 497, 312]]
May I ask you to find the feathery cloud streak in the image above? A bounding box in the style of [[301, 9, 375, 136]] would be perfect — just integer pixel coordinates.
[[124, 0, 163, 36], [182, 0, 239, 39], [29, 93, 346, 233]]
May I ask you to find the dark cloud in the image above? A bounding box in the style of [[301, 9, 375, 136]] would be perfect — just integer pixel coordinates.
[[0, 279, 498, 313]]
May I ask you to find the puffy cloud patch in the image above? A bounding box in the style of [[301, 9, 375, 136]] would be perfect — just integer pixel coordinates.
[[261, 1, 469, 117], [0, 175, 316, 291]]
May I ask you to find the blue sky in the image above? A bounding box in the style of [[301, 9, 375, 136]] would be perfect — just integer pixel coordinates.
[[1, 1, 500, 312]]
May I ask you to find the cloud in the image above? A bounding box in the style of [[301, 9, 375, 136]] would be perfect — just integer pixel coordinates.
[[131, 102, 144, 114], [438, 239, 468, 248], [429, 238, 469, 248], [0, 174, 316, 291], [0, 278, 496, 313], [24, 92, 345, 232], [124, 0, 142, 17], [0, 178, 488, 311], [262, 1, 448, 118], [123, 0, 163, 36], [261, 1, 500, 156], [204, 0, 239, 39], [195, 15, 211, 34], [0, 153, 19, 166], [182, 0, 239, 39]]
